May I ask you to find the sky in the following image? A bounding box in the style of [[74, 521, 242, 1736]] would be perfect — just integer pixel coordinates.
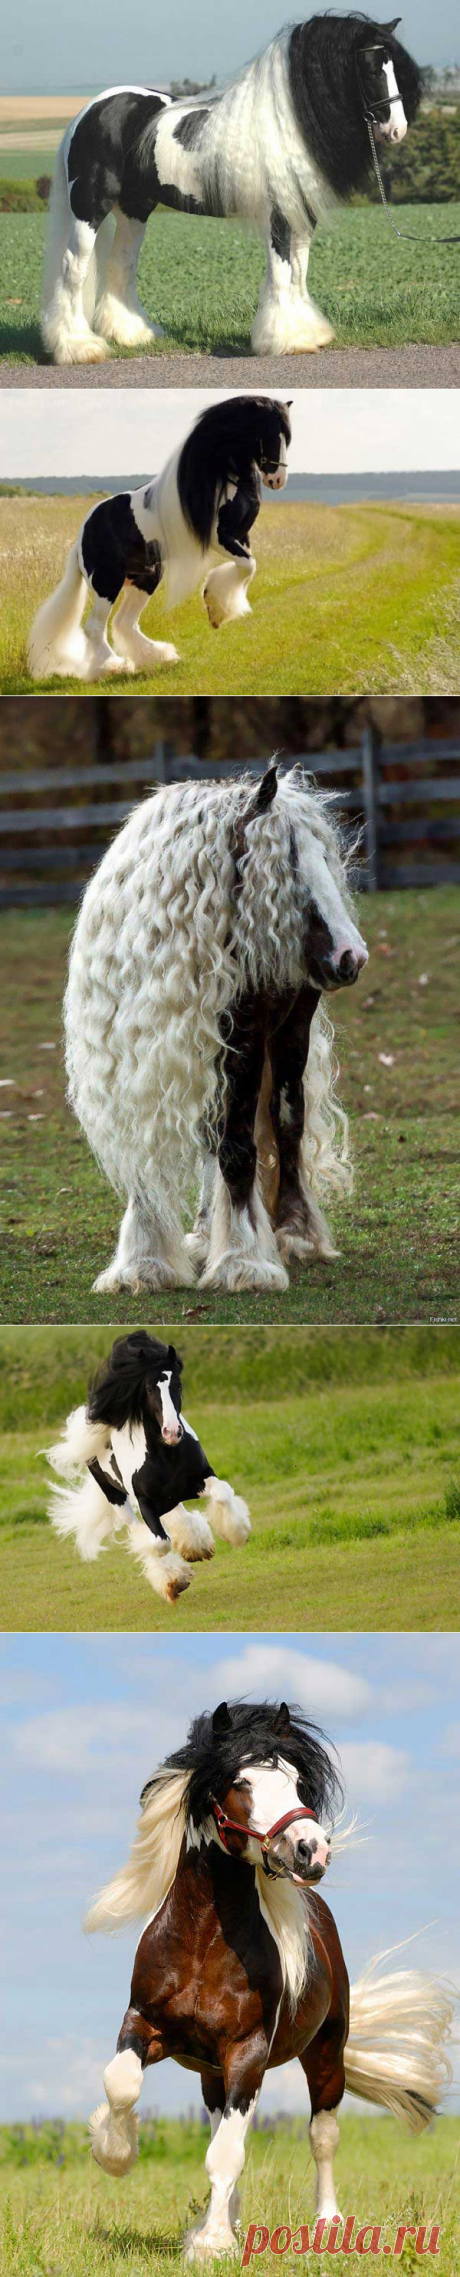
[[3, 0, 460, 96], [1, 389, 460, 481], [1, 1631, 458, 2122]]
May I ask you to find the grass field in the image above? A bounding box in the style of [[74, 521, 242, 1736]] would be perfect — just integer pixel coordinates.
[[1, 2117, 458, 2277], [2, 494, 460, 697], [1, 1324, 459, 1631], [1, 202, 460, 361], [1, 892, 459, 1331]]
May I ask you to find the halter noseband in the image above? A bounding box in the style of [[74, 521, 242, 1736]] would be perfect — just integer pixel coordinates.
[[211, 1796, 318, 1877]]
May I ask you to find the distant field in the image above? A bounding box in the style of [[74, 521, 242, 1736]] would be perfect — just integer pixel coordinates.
[[1, 202, 460, 361], [1, 493, 460, 696], [0, 2116, 458, 2277], [0, 1324, 459, 1632], [1, 892, 459, 1332]]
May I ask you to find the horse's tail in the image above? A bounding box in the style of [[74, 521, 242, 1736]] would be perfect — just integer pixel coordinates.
[[346, 1951, 453, 2132], [46, 1404, 124, 1561], [28, 542, 88, 680]]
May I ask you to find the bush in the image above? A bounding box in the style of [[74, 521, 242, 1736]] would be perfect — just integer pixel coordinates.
[[365, 107, 460, 205], [0, 176, 51, 211]]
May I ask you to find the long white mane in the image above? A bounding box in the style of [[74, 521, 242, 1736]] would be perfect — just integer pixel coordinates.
[[85, 1765, 310, 2007], [150, 33, 335, 237], [65, 770, 355, 1217]]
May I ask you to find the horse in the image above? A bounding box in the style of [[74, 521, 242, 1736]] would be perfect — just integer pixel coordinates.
[[64, 763, 368, 1296], [40, 15, 421, 367], [27, 394, 292, 683], [86, 1698, 452, 2261], [46, 1330, 250, 1605]]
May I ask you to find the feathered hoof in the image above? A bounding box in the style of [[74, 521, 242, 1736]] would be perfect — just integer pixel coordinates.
[[202, 588, 227, 630], [277, 1227, 340, 1263], [93, 1260, 187, 1293], [89, 2100, 139, 2175], [51, 332, 112, 366], [184, 1229, 209, 1272], [199, 1251, 289, 1293], [184, 2225, 239, 2263], [163, 1555, 193, 1602]]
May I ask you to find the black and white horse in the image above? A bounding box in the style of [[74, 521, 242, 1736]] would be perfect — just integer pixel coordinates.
[[28, 394, 291, 681], [85, 1699, 452, 2260], [41, 16, 421, 366], [64, 765, 368, 1295], [47, 1331, 250, 1605]]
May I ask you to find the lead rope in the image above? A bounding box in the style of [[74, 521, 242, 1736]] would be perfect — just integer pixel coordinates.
[[367, 115, 460, 246]]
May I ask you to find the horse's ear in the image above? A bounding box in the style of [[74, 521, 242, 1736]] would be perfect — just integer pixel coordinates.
[[167, 1342, 182, 1372], [273, 1702, 291, 1737], [382, 17, 401, 30], [213, 1701, 232, 1733], [285, 399, 293, 409], [256, 763, 279, 813]]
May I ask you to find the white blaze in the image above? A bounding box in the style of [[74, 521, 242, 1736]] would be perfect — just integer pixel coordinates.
[[381, 59, 407, 143]]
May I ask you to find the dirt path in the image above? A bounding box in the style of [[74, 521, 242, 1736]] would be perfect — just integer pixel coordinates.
[[2, 342, 460, 387]]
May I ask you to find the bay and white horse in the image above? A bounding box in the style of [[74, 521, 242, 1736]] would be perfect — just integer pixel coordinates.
[[47, 1331, 250, 1605], [41, 15, 420, 365], [64, 765, 368, 1295], [28, 394, 291, 681], [87, 1698, 452, 2260]]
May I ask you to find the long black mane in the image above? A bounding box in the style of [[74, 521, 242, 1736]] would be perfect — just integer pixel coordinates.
[[177, 395, 292, 550], [288, 14, 422, 198], [142, 1699, 344, 1824], [87, 1330, 183, 1431]]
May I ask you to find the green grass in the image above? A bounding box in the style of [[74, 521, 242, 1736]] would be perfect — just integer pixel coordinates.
[[2, 493, 460, 697], [0, 2118, 458, 2277], [1, 891, 459, 1331], [1, 1324, 459, 1630], [1, 202, 460, 360]]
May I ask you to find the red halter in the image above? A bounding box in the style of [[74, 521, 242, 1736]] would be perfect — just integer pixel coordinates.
[[210, 1795, 318, 1870]]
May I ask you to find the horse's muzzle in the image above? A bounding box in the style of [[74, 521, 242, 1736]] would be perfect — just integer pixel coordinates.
[[162, 1423, 183, 1445], [310, 944, 368, 991]]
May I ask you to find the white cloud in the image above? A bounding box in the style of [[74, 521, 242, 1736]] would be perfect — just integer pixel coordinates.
[[212, 1643, 371, 1723], [9, 1703, 182, 1777], [340, 1741, 409, 1803]]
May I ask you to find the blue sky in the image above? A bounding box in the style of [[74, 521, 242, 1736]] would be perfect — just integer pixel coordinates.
[[1, 1632, 458, 2122], [2, 391, 460, 482], [4, 0, 460, 95]]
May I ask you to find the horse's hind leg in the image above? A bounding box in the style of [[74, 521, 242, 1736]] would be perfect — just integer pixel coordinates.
[[110, 583, 179, 672], [199, 993, 288, 1293], [42, 208, 112, 366], [95, 207, 164, 348], [269, 986, 339, 1262], [83, 592, 132, 678], [93, 1193, 196, 1294]]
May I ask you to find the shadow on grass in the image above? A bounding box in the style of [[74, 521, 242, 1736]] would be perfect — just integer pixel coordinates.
[[0, 318, 45, 360], [89, 2215, 193, 2258]]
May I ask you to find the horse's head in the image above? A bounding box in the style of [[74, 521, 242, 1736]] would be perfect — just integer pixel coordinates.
[[237, 768, 368, 994], [255, 397, 292, 491], [208, 1700, 335, 1888], [146, 1344, 183, 1445], [355, 19, 421, 146]]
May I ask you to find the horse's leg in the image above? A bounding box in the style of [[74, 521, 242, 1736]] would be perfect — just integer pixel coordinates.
[[110, 583, 179, 672], [199, 995, 288, 1292], [300, 2020, 346, 2223], [95, 206, 164, 348], [201, 1475, 251, 1548], [288, 232, 334, 350], [82, 591, 132, 678], [93, 1193, 197, 1295], [166, 1499, 216, 1562], [42, 209, 112, 366], [202, 554, 256, 629], [269, 986, 339, 1262], [185, 2039, 266, 2261], [185, 1142, 217, 1271], [90, 2010, 164, 2177], [251, 209, 295, 355]]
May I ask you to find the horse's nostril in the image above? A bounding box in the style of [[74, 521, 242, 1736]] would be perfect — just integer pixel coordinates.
[[338, 950, 355, 979]]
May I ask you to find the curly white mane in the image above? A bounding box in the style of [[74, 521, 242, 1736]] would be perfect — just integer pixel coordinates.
[[65, 770, 355, 1231]]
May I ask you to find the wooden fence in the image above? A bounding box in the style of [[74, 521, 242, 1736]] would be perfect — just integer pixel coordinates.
[[1, 728, 460, 905]]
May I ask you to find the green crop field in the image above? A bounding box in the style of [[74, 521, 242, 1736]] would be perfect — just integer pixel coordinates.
[[0, 2116, 458, 2277], [1, 202, 460, 360], [0, 1324, 459, 1631], [1, 493, 460, 698], [1, 891, 459, 1333]]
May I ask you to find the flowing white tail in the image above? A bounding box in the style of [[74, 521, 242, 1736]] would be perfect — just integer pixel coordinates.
[[28, 544, 88, 680], [346, 1952, 453, 2132]]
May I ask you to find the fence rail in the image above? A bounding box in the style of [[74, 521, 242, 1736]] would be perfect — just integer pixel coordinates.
[[1, 730, 459, 906]]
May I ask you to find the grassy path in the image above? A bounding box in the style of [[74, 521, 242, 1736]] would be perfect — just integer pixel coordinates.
[[1, 495, 460, 696], [1, 203, 460, 361], [1, 892, 458, 1326]]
